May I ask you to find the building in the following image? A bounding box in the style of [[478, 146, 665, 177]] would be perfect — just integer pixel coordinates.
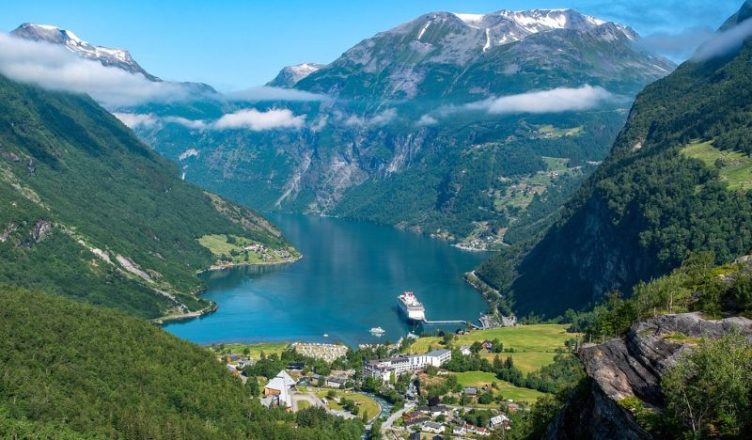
[[463, 387, 478, 396], [261, 370, 295, 409], [410, 349, 452, 369], [364, 349, 452, 382], [490, 414, 510, 429], [403, 411, 429, 426], [363, 356, 412, 382], [422, 421, 445, 433], [460, 345, 472, 356], [325, 376, 347, 389]]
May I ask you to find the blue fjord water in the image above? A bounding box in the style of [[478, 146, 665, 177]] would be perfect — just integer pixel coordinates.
[[165, 214, 488, 346]]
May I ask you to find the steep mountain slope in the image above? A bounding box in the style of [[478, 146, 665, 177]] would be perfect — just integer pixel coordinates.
[[295, 9, 671, 100], [0, 73, 296, 319], [477, 4, 752, 316], [267, 63, 325, 88], [12, 23, 158, 80], [109, 9, 673, 249], [0, 287, 362, 439]]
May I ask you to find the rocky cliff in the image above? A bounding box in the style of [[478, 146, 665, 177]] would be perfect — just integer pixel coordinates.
[[547, 313, 752, 439]]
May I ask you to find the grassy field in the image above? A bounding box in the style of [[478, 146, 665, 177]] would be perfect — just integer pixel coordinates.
[[454, 371, 546, 403], [198, 234, 267, 264], [210, 342, 289, 360], [407, 324, 573, 373], [315, 389, 381, 420], [682, 141, 752, 191]]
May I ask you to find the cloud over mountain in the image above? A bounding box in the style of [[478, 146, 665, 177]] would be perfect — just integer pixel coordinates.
[[0, 33, 187, 107]]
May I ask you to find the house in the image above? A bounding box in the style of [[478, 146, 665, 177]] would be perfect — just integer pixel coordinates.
[[481, 340, 494, 351], [422, 421, 445, 433], [506, 403, 520, 413], [453, 425, 467, 436], [403, 412, 429, 426], [490, 414, 510, 428], [418, 405, 451, 418], [325, 376, 347, 389], [262, 370, 295, 409], [409, 432, 421, 440], [467, 425, 490, 436], [463, 387, 478, 396], [287, 362, 305, 371], [460, 345, 472, 356]]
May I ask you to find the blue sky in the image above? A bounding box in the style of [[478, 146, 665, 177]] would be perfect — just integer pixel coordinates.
[[0, 0, 743, 90]]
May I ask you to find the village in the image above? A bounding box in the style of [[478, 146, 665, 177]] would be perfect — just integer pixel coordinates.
[[211, 323, 576, 439]]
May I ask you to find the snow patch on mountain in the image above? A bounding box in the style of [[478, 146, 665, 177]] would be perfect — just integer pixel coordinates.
[[11, 23, 157, 80]]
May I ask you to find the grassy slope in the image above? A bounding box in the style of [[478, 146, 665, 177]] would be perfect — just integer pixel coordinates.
[[0, 74, 292, 318], [454, 371, 546, 403], [0, 287, 364, 439], [682, 141, 752, 191], [408, 324, 572, 373]]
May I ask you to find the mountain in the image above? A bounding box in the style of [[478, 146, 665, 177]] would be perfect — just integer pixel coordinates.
[[12, 23, 159, 80], [0, 287, 362, 439], [294, 9, 671, 100], [117, 9, 674, 250], [476, 4, 752, 316], [267, 62, 325, 88], [0, 73, 297, 319], [10, 23, 219, 99]]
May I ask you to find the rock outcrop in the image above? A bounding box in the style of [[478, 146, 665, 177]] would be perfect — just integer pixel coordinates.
[[547, 313, 752, 439]]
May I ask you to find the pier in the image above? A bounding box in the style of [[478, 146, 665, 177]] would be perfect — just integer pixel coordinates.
[[421, 318, 467, 325]]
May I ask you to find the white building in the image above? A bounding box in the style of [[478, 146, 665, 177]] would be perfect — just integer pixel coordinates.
[[364, 349, 452, 382], [261, 370, 295, 409]]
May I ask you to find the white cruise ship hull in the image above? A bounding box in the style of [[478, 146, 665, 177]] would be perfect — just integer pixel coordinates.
[[398, 301, 425, 321]]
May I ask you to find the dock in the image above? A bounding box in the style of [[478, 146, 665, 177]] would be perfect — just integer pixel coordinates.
[[421, 318, 467, 325]]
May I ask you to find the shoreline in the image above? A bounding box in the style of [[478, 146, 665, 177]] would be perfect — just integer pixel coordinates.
[[198, 253, 303, 274], [153, 302, 218, 325], [158, 254, 303, 325]]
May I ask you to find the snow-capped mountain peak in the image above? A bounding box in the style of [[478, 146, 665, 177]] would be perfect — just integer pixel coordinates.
[[267, 63, 326, 88], [11, 23, 158, 80]]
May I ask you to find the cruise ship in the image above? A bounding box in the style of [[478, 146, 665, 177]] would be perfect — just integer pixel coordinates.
[[398, 291, 426, 322]]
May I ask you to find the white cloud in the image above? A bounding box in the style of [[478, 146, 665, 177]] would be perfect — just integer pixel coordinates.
[[214, 108, 306, 131], [417, 114, 438, 126], [113, 112, 158, 128], [343, 108, 398, 127], [463, 85, 617, 115], [370, 108, 398, 126], [227, 86, 329, 102], [163, 116, 208, 130], [692, 18, 752, 62], [0, 33, 188, 107]]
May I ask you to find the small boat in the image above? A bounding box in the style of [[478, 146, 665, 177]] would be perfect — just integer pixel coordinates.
[[323, 333, 329, 338], [369, 326, 386, 336]]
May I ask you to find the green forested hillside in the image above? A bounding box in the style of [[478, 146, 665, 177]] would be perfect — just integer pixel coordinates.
[[0, 288, 362, 439], [477, 8, 752, 316], [0, 74, 294, 319]]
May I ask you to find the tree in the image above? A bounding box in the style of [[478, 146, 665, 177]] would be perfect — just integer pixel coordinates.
[[662, 331, 752, 438], [470, 341, 483, 354]]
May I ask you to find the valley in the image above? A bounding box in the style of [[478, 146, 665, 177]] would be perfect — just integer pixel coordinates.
[[1, 2, 752, 439]]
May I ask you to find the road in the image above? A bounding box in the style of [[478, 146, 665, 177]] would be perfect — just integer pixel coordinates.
[[380, 402, 415, 437]]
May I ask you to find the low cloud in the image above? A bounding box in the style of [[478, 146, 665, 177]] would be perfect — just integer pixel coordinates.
[[0, 33, 188, 107], [636, 26, 715, 61], [344, 108, 398, 127], [692, 18, 752, 62], [163, 116, 208, 130], [462, 85, 617, 115], [114, 107, 306, 132], [416, 115, 438, 126], [227, 86, 329, 102], [214, 108, 306, 131], [113, 112, 158, 128]]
